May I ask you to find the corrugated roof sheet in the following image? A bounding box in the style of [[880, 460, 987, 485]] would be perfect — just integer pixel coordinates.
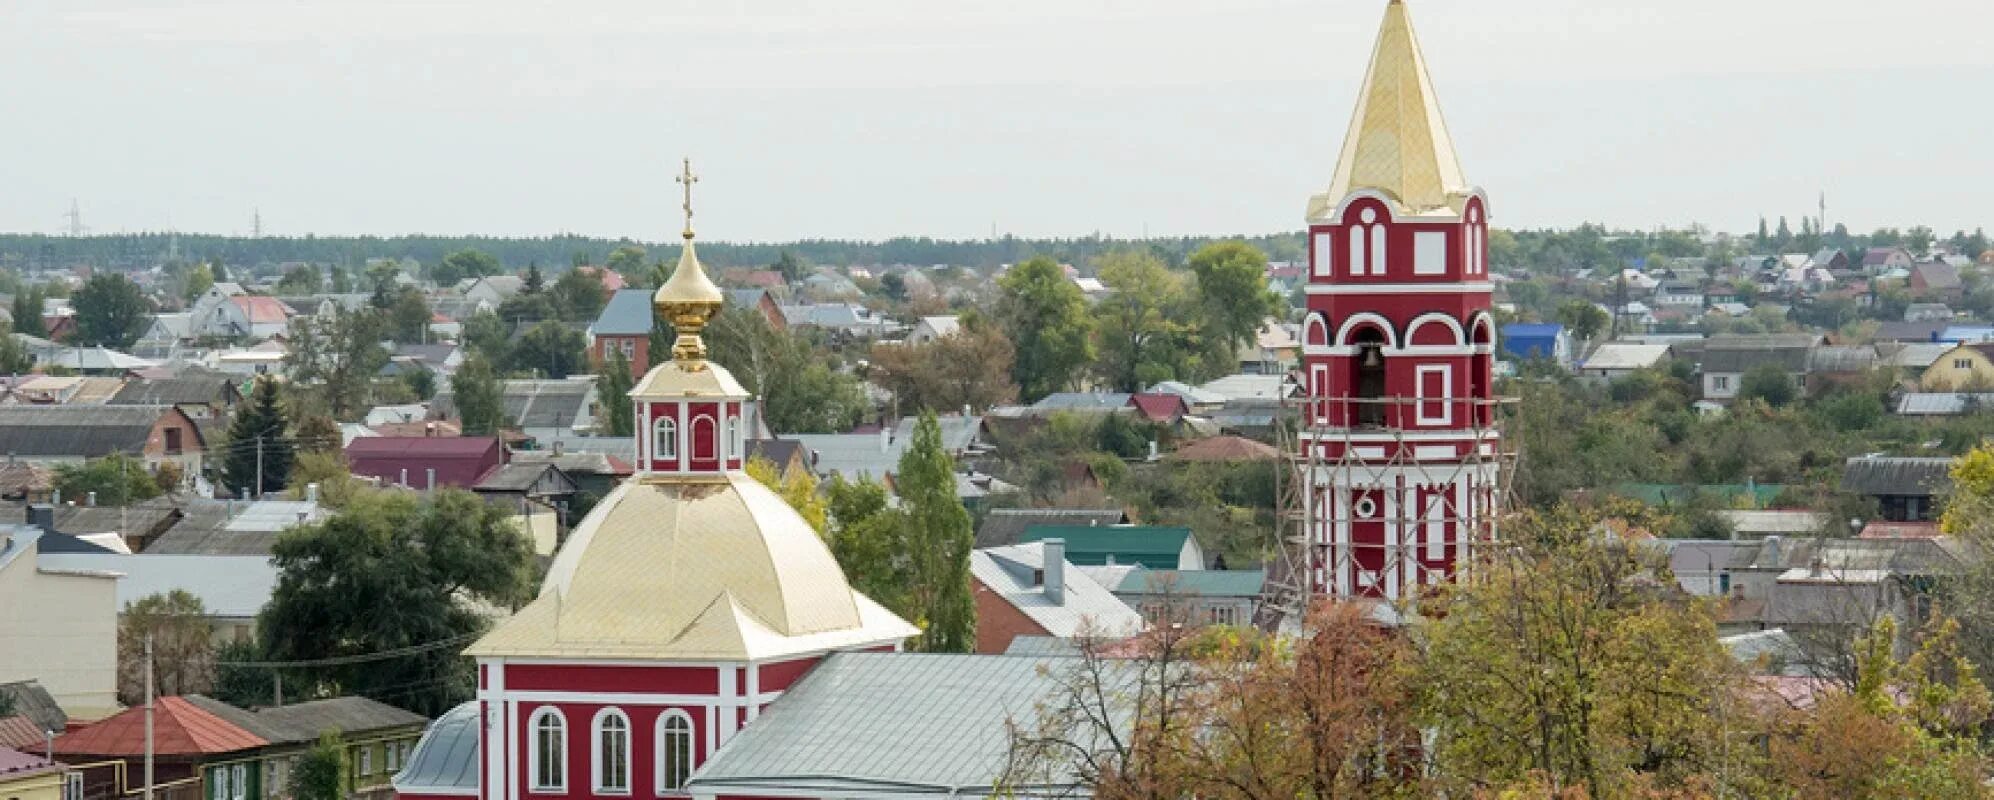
[[976, 509, 1126, 549], [36, 553, 278, 619], [970, 543, 1143, 639], [1896, 393, 1994, 416], [591, 289, 653, 336], [0, 405, 175, 456], [393, 701, 478, 794], [52, 696, 267, 757], [0, 681, 66, 735], [1021, 525, 1191, 569], [1840, 456, 1952, 497], [686, 653, 1117, 796], [1116, 568, 1266, 597], [1580, 342, 1670, 371]]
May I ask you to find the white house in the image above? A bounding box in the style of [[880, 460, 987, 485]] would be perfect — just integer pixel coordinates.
[[906, 315, 961, 345]]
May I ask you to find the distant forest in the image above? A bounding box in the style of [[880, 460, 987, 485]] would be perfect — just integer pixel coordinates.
[[0, 232, 1310, 274]]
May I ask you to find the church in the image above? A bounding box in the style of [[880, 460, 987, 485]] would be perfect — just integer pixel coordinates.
[[391, 1, 1490, 796]]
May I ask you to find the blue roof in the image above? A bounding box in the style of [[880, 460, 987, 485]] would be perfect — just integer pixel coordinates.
[[1939, 325, 1994, 343], [591, 289, 653, 336], [1500, 323, 1563, 360]]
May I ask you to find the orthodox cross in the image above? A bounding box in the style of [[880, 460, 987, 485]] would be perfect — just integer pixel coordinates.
[[676, 157, 699, 238]]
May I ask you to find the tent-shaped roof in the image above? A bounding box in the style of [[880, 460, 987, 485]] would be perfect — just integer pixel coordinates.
[[51, 696, 266, 757], [1309, 0, 1467, 218]]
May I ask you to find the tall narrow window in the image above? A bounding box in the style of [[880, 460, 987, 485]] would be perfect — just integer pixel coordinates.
[[212, 767, 229, 800], [593, 709, 631, 794], [653, 416, 678, 460], [656, 711, 694, 793], [529, 708, 566, 792], [723, 416, 740, 461]]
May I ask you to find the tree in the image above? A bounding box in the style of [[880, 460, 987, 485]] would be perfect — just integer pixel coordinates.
[[183, 261, 215, 301], [506, 320, 588, 378], [53, 454, 163, 505], [705, 307, 869, 433], [522, 262, 546, 294], [550, 267, 608, 322], [286, 451, 366, 509], [1556, 299, 1609, 342], [260, 490, 536, 715], [72, 273, 150, 349], [10, 286, 45, 338], [1092, 250, 1198, 392], [328, 265, 352, 294], [898, 412, 975, 652], [460, 310, 507, 364], [116, 590, 214, 705], [771, 250, 809, 282], [1737, 363, 1798, 407], [0, 322, 33, 374], [605, 246, 648, 282], [996, 256, 1095, 402], [285, 306, 388, 420], [210, 638, 275, 708], [223, 377, 294, 498], [747, 456, 828, 535], [451, 355, 506, 435], [867, 322, 1017, 414], [595, 348, 635, 437], [400, 366, 437, 401], [433, 248, 500, 287], [290, 732, 348, 800], [880, 271, 907, 301], [275, 264, 323, 295], [388, 287, 432, 343], [824, 475, 912, 614], [1187, 241, 1279, 356]]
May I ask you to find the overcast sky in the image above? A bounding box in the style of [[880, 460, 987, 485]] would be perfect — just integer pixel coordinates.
[[4, 0, 1991, 242]]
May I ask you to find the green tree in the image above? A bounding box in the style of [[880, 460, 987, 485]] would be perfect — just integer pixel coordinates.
[[550, 267, 608, 322], [507, 320, 588, 378], [995, 256, 1094, 402], [1092, 250, 1197, 392], [260, 490, 536, 715], [183, 262, 215, 301], [285, 306, 388, 420], [522, 262, 545, 294], [210, 638, 276, 708], [400, 366, 437, 401], [388, 288, 432, 343], [771, 250, 809, 282], [10, 287, 46, 338], [605, 246, 648, 281], [290, 732, 348, 800], [0, 322, 33, 374], [54, 454, 164, 505], [433, 248, 500, 287], [452, 355, 506, 435], [595, 348, 635, 437], [1737, 363, 1798, 407], [460, 311, 507, 364], [275, 265, 323, 295], [824, 476, 911, 613], [898, 412, 975, 652], [1186, 241, 1279, 355], [222, 377, 294, 498], [116, 590, 213, 705], [328, 265, 352, 294], [747, 456, 828, 535], [1556, 299, 1609, 342], [73, 273, 150, 348]]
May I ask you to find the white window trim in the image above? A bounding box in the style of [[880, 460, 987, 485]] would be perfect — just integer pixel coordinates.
[[527, 706, 567, 794], [1413, 231, 1448, 276], [1415, 364, 1453, 426], [655, 709, 696, 794], [689, 415, 716, 463], [232, 764, 246, 800], [1311, 232, 1334, 277], [592, 707, 632, 795], [653, 416, 678, 460], [212, 766, 228, 800], [359, 746, 372, 776]]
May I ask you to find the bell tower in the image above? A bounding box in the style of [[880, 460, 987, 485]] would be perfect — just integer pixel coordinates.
[[1297, 0, 1502, 603]]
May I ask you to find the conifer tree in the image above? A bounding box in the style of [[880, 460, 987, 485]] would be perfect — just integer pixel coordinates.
[[523, 262, 545, 294], [898, 411, 975, 652], [222, 377, 294, 498]]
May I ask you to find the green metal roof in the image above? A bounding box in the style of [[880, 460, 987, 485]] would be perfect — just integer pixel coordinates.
[[1613, 483, 1784, 509], [1116, 568, 1266, 597], [1021, 525, 1190, 569]]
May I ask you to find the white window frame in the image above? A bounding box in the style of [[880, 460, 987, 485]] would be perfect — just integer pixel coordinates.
[[212, 766, 229, 800], [655, 710, 695, 794], [528, 706, 568, 794], [723, 415, 740, 461], [359, 746, 372, 776], [1425, 491, 1447, 560], [1415, 364, 1453, 426], [1311, 232, 1334, 277], [65, 772, 83, 800], [1413, 231, 1448, 275], [386, 738, 400, 772], [231, 764, 246, 800], [592, 707, 632, 795], [653, 416, 678, 460]]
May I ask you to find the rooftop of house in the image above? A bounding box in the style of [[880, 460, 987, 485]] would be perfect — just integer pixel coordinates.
[[976, 508, 1127, 549], [1580, 342, 1672, 370], [1165, 435, 1280, 463], [971, 542, 1144, 639], [1115, 568, 1267, 598], [0, 405, 186, 457], [590, 289, 653, 336], [51, 696, 268, 757], [1840, 456, 1954, 497], [36, 552, 279, 619], [1020, 525, 1193, 569], [0, 747, 61, 781], [106, 369, 238, 407], [0, 681, 66, 735]]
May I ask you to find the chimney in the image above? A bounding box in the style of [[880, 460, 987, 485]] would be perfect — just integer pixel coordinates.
[[86, 491, 96, 508], [399, 468, 409, 488], [26, 504, 54, 536], [552, 440, 565, 457], [1809, 554, 1826, 579], [426, 468, 437, 491], [305, 483, 320, 504], [880, 427, 891, 453], [1760, 535, 1782, 568], [1043, 539, 1066, 606], [425, 421, 436, 437]]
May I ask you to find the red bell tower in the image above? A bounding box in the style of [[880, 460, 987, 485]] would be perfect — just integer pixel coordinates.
[[1298, 0, 1502, 603]]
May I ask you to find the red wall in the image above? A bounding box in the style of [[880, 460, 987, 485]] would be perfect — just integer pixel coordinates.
[[507, 664, 718, 694], [513, 702, 710, 800]]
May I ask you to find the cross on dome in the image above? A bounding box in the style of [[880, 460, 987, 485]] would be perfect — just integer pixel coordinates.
[[676, 156, 699, 240], [654, 157, 725, 366]]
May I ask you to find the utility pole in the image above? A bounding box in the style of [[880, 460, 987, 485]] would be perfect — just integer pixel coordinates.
[[143, 634, 154, 800]]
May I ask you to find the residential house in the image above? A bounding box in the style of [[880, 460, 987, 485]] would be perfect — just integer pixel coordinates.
[[1575, 342, 1671, 381], [1874, 320, 1951, 343], [1165, 435, 1280, 463], [799, 270, 861, 299], [457, 276, 524, 308], [1910, 261, 1964, 300], [1882, 340, 1955, 376], [47, 347, 159, 376], [0, 748, 68, 800], [1940, 324, 1994, 343], [970, 540, 1144, 654], [975, 508, 1127, 549], [778, 303, 902, 339], [1498, 322, 1571, 368], [1804, 344, 1878, 393], [141, 498, 326, 558], [905, 315, 960, 345], [1111, 567, 1266, 627], [1894, 392, 1994, 416], [1128, 393, 1189, 427], [571, 266, 625, 293], [502, 448, 631, 506], [1918, 342, 1994, 390], [1809, 248, 1851, 272], [431, 378, 599, 446], [1020, 525, 1205, 570], [1197, 373, 1295, 403], [0, 680, 67, 750], [0, 406, 204, 480], [137, 313, 196, 352], [1242, 320, 1300, 374], [197, 296, 294, 340], [586, 289, 654, 373], [7, 376, 126, 406], [346, 436, 503, 491], [1655, 281, 1705, 309], [1861, 247, 1915, 275], [742, 438, 808, 480], [1904, 303, 1954, 322], [1682, 334, 1823, 402], [470, 463, 576, 554], [0, 525, 118, 719], [723, 289, 786, 330], [107, 370, 242, 429], [1841, 456, 1951, 522], [34, 550, 278, 644], [390, 344, 462, 378], [1143, 381, 1228, 413]]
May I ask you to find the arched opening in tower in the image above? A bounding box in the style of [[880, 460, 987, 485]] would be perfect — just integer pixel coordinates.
[[1352, 328, 1387, 427]]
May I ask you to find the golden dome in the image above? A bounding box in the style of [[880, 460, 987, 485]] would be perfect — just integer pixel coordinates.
[[467, 474, 918, 661], [655, 157, 726, 365]]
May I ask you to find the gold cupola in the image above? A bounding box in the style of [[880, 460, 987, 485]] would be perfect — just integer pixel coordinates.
[[654, 157, 726, 366]]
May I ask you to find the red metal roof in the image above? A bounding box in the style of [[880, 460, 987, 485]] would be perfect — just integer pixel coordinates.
[[229, 296, 294, 324], [1129, 393, 1187, 423], [51, 697, 266, 758], [346, 436, 504, 489]]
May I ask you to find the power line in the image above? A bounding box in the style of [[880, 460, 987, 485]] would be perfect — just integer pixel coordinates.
[[215, 633, 480, 669]]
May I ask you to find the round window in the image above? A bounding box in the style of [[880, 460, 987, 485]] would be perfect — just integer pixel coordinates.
[[1353, 496, 1378, 518]]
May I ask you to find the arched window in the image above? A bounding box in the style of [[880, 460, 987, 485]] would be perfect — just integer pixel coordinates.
[[653, 416, 678, 461], [656, 711, 694, 793], [592, 708, 630, 794], [723, 415, 740, 461], [528, 707, 566, 792]]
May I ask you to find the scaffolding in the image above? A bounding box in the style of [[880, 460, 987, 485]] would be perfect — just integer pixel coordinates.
[[1264, 391, 1520, 628]]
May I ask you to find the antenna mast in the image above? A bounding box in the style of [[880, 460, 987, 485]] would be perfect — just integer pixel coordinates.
[[63, 200, 88, 237]]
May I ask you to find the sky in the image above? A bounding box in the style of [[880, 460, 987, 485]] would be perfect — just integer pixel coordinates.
[[3, 0, 1992, 242]]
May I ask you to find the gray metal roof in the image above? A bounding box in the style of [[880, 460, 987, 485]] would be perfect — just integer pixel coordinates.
[[1896, 393, 1994, 416], [590, 289, 653, 336], [434, 379, 597, 429], [1694, 334, 1822, 373], [1030, 393, 1131, 412], [36, 553, 278, 618], [686, 653, 1112, 797], [0, 405, 177, 457], [107, 371, 238, 407], [394, 701, 479, 794], [977, 509, 1127, 549], [254, 696, 427, 742], [1840, 456, 1952, 497], [970, 543, 1143, 639], [1806, 344, 1877, 373], [0, 680, 66, 734]]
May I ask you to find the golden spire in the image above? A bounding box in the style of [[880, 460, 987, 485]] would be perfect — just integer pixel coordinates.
[[1311, 0, 1467, 218], [654, 157, 725, 367]]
